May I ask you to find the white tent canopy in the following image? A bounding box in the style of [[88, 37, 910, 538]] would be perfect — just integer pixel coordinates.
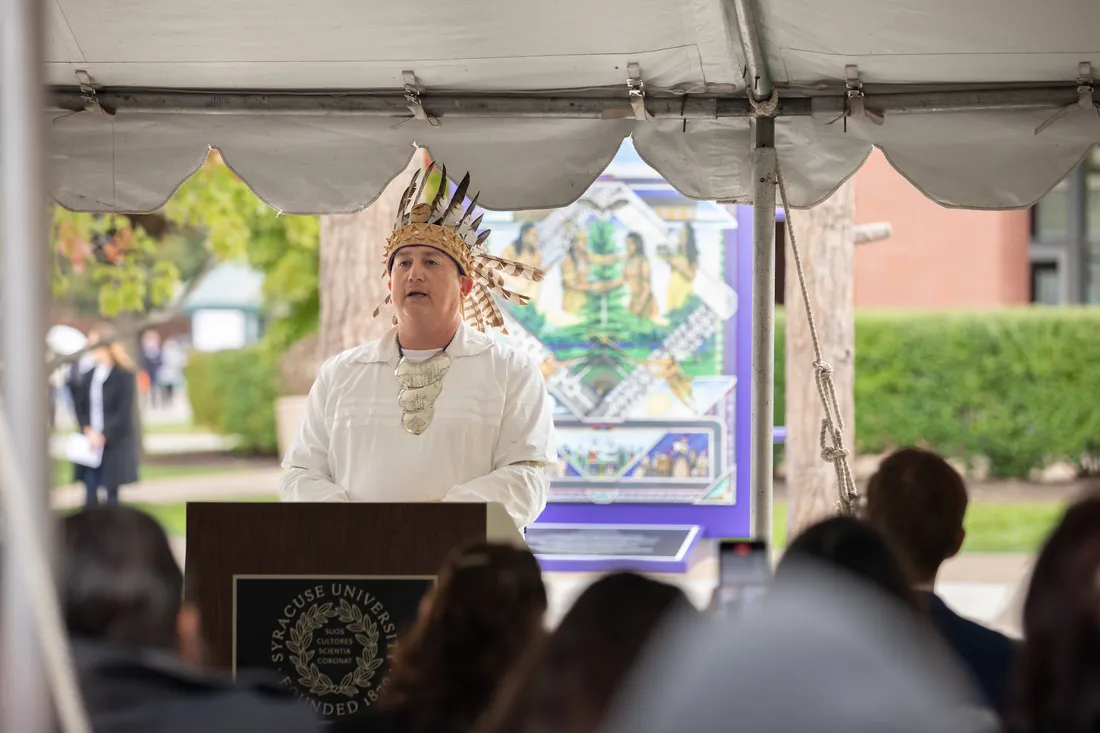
[[4, 3, 1100, 731], [45, 0, 1100, 214]]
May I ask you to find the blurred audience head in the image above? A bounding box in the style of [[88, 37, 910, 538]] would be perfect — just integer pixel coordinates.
[[777, 515, 919, 611], [1009, 493, 1100, 733], [601, 560, 996, 733], [60, 506, 202, 663], [383, 541, 547, 733], [864, 446, 968, 585], [476, 572, 694, 733]]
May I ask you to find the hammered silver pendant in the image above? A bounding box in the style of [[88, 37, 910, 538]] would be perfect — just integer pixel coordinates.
[[402, 410, 434, 436], [396, 352, 452, 435], [396, 352, 451, 387]]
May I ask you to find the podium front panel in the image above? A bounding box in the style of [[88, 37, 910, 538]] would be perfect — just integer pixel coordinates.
[[185, 502, 489, 672]]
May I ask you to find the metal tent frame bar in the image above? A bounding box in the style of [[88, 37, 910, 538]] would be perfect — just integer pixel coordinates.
[[47, 84, 1090, 118]]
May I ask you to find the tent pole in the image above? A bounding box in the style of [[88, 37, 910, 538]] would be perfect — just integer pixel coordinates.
[[1, 0, 53, 730], [748, 118, 777, 544], [729, 0, 778, 544], [730, 0, 773, 98]]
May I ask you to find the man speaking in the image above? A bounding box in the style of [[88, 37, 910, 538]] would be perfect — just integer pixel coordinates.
[[280, 164, 554, 528]]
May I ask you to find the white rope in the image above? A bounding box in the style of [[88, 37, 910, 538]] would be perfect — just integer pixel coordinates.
[[0, 399, 92, 733], [748, 88, 780, 117], [773, 162, 860, 516]]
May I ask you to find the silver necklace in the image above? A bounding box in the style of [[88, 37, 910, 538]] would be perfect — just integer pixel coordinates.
[[395, 335, 454, 435]]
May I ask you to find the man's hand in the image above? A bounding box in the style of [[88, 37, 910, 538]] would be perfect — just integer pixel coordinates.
[[87, 431, 106, 448]]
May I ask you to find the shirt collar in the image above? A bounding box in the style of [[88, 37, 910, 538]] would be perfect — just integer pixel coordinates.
[[351, 322, 494, 364]]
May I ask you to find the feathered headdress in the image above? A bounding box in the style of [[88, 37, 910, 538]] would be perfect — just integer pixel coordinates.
[[374, 162, 544, 333]]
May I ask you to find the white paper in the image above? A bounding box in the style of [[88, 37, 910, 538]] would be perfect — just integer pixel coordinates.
[[64, 433, 103, 468]]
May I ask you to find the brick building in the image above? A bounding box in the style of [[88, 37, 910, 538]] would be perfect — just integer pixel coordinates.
[[850, 148, 1100, 308]]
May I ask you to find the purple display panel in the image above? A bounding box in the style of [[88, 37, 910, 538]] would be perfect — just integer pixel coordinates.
[[535, 216, 755, 542]]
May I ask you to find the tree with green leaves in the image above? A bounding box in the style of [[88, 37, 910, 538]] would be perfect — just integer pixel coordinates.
[[49, 151, 320, 369]]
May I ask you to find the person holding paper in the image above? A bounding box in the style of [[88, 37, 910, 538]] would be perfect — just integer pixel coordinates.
[[71, 334, 139, 506]]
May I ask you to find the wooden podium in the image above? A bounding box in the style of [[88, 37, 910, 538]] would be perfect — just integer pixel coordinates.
[[184, 501, 524, 721]]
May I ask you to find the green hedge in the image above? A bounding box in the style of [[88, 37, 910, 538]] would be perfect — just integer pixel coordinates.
[[775, 308, 1100, 478], [185, 346, 279, 454]]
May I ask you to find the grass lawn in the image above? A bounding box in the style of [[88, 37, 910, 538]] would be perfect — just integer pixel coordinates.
[[772, 500, 1066, 554], [53, 459, 244, 487]]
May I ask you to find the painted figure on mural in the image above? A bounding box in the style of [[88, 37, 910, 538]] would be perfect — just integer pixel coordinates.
[[560, 229, 592, 314], [661, 223, 699, 312], [671, 439, 692, 478], [643, 355, 696, 411], [623, 232, 657, 320], [500, 222, 543, 301]]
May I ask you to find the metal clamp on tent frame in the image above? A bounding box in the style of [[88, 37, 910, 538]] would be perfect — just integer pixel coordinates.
[[1034, 61, 1099, 135], [627, 62, 652, 121], [828, 65, 884, 130], [398, 70, 439, 127], [53, 70, 113, 123]]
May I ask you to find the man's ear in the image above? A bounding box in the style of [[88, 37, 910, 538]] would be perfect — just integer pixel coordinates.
[[460, 275, 474, 298], [387, 278, 392, 293]]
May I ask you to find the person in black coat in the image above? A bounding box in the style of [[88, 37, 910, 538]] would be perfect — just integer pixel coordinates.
[[71, 338, 139, 506]]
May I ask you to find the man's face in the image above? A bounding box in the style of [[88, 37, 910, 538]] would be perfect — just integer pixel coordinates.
[[389, 245, 472, 324]]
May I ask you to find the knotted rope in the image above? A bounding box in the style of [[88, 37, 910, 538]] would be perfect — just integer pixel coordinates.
[[774, 161, 859, 515]]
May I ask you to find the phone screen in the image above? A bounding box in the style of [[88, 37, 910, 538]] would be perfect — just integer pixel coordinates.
[[714, 540, 770, 616]]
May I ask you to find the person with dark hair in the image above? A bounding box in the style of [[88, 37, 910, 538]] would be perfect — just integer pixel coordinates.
[[776, 515, 920, 612], [62, 506, 320, 733], [338, 541, 547, 733], [63, 504, 192, 652], [1009, 493, 1100, 733], [864, 447, 1017, 715], [474, 572, 694, 733]]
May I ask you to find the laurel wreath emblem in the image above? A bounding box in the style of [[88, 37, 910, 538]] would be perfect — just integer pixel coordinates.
[[286, 599, 384, 697]]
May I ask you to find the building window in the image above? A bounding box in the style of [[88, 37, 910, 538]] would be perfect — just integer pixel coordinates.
[[1030, 261, 1060, 304], [1028, 148, 1100, 304], [1032, 180, 1068, 243], [1088, 150, 1100, 302]]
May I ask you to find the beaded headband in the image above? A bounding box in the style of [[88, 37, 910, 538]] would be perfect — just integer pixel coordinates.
[[374, 162, 545, 332]]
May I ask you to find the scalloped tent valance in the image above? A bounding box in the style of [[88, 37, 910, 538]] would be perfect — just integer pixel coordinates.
[[42, 0, 1100, 214]]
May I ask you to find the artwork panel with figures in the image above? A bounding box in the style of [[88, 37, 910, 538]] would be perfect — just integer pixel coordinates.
[[546, 420, 729, 504], [484, 140, 740, 508]]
